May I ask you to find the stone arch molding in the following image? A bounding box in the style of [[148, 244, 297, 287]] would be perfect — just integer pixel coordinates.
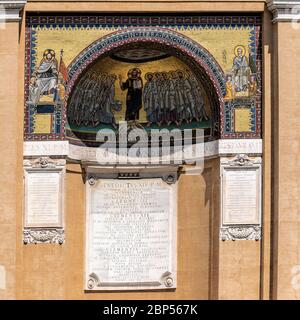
[[66, 26, 226, 135]]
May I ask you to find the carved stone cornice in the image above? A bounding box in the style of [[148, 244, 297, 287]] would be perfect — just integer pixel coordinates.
[[0, 1, 26, 22], [267, 0, 300, 23]]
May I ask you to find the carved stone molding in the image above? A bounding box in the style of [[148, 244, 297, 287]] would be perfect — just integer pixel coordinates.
[[68, 139, 262, 163], [84, 165, 180, 185], [23, 157, 66, 169], [220, 226, 261, 241], [0, 1, 26, 22], [267, 0, 300, 22], [23, 228, 64, 245], [220, 154, 261, 167], [23, 141, 69, 157]]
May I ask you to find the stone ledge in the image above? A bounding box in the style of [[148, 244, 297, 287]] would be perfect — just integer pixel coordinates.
[[0, 1, 26, 21], [267, 0, 300, 22]]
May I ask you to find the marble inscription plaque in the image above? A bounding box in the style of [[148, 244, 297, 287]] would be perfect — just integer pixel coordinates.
[[86, 178, 176, 290], [223, 168, 260, 225], [25, 171, 62, 227]]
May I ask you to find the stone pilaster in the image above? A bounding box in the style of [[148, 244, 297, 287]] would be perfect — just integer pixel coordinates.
[[0, 0, 26, 299], [267, 0, 300, 299]]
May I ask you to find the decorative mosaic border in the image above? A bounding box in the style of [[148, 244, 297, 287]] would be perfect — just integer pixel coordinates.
[[25, 14, 262, 27]]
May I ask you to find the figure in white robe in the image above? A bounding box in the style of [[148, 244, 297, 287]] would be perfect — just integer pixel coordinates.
[[28, 76, 40, 105], [34, 49, 58, 100], [232, 46, 250, 93]]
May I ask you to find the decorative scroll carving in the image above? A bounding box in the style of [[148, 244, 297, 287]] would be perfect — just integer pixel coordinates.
[[220, 226, 261, 241], [23, 157, 66, 169], [23, 228, 64, 244], [161, 272, 175, 288], [220, 154, 260, 167]]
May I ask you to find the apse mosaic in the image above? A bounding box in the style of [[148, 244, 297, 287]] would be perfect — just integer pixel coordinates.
[[24, 14, 262, 143]]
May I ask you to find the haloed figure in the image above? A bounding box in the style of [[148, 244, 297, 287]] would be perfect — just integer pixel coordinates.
[[143, 72, 159, 127], [119, 68, 143, 121]]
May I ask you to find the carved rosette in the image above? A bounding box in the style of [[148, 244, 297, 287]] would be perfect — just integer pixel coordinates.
[[23, 228, 65, 244], [220, 226, 261, 241]]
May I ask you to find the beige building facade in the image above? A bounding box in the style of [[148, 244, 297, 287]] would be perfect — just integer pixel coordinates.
[[0, 0, 299, 300]]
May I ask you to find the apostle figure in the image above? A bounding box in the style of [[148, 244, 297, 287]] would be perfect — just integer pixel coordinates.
[[154, 72, 164, 126], [67, 71, 92, 125], [168, 71, 179, 125], [175, 70, 193, 123], [185, 69, 208, 121], [119, 68, 143, 121], [224, 74, 235, 100], [232, 45, 250, 93], [81, 71, 99, 126], [248, 74, 257, 97], [33, 49, 58, 99], [28, 76, 40, 105], [94, 74, 117, 128], [143, 72, 159, 127]]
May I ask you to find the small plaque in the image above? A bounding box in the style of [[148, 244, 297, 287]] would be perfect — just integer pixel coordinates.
[[222, 167, 260, 225], [85, 178, 177, 291], [220, 155, 262, 241], [25, 171, 62, 227], [234, 108, 251, 132], [34, 114, 52, 134]]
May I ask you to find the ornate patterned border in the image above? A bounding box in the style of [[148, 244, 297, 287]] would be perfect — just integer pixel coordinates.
[[25, 14, 262, 27]]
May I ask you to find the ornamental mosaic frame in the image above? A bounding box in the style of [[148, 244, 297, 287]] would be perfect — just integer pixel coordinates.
[[24, 13, 262, 141]]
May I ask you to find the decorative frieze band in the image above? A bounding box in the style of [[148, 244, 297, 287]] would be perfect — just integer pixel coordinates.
[[0, 1, 26, 22], [267, 0, 300, 23], [24, 139, 262, 161]]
